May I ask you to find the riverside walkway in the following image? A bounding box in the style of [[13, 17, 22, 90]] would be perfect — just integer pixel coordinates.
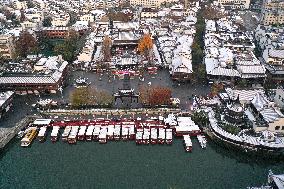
[[42, 108, 186, 116]]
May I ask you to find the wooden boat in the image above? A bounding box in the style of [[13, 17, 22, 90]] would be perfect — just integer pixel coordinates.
[[17, 131, 25, 138], [37, 126, 47, 142], [158, 128, 165, 144], [21, 127, 37, 147], [51, 126, 60, 142], [93, 126, 101, 141], [121, 127, 129, 141], [114, 124, 121, 141], [107, 125, 114, 140], [68, 126, 79, 144], [86, 125, 94, 141], [62, 126, 72, 142], [150, 128, 158, 144], [165, 129, 173, 145], [129, 125, 135, 140], [99, 128, 107, 144], [78, 126, 87, 141], [135, 131, 143, 145], [183, 135, 192, 152], [143, 128, 150, 145]]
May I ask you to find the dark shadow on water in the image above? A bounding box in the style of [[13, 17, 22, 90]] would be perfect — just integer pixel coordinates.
[[0, 138, 19, 160], [208, 140, 281, 166]]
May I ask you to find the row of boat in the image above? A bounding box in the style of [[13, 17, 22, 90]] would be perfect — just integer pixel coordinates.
[[20, 126, 206, 151], [35, 124, 138, 144], [135, 128, 173, 145], [183, 135, 207, 152], [20, 125, 174, 146]]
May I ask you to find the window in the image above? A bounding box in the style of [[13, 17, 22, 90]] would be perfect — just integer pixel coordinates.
[[275, 126, 280, 130]]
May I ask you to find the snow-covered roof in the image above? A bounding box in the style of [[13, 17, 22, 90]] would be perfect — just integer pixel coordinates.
[[270, 173, 284, 189], [260, 107, 283, 123], [269, 49, 284, 59], [226, 88, 265, 102], [171, 55, 192, 74], [0, 91, 14, 108], [33, 119, 52, 125], [251, 93, 271, 111]]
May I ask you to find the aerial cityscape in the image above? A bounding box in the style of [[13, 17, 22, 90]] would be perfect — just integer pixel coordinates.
[[0, 0, 284, 188]]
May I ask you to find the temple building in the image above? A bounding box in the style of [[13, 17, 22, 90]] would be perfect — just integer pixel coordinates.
[[223, 96, 246, 126]]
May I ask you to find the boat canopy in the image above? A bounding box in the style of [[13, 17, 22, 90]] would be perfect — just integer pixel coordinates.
[[33, 119, 52, 125]]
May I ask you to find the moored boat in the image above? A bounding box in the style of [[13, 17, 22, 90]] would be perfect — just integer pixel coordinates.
[[129, 125, 135, 140], [21, 127, 37, 147], [143, 128, 150, 144], [150, 128, 158, 144], [158, 128, 165, 144], [183, 135, 192, 152], [107, 125, 114, 140], [99, 128, 107, 144], [51, 126, 60, 142], [68, 126, 79, 144], [86, 125, 94, 141], [197, 135, 207, 149], [165, 129, 173, 145], [114, 124, 121, 141], [37, 126, 47, 142], [62, 126, 72, 142], [17, 130, 25, 139], [135, 129, 143, 145], [121, 127, 129, 141], [78, 126, 87, 141], [93, 126, 101, 141]]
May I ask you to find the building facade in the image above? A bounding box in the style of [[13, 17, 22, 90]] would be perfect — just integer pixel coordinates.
[[13, 1, 28, 10], [130, 0, 178, 8], [261, 0, 284, 25], [79, 14, 94, 23], [0, 34, 15, 60], [140, 8, 158, 19], [217, 0, 251, 9], [51, 13, 70, 27]]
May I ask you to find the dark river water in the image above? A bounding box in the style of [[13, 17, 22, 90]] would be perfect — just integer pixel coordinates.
[[0, 136, 283, 189]]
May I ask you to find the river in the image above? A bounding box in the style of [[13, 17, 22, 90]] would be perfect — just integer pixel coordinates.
[[0, 135, 283, 189]]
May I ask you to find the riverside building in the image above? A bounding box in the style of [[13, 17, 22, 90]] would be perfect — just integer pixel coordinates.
[[0, 56, 68, 94]]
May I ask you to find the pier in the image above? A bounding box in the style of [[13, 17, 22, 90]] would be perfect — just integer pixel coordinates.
[[0, 116, 39, 149]]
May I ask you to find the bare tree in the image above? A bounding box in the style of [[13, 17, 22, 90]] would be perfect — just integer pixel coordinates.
[[102, 35, 112, 62]]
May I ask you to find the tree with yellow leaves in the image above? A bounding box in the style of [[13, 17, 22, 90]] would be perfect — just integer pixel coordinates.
[[138, 34, 153, 61]]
